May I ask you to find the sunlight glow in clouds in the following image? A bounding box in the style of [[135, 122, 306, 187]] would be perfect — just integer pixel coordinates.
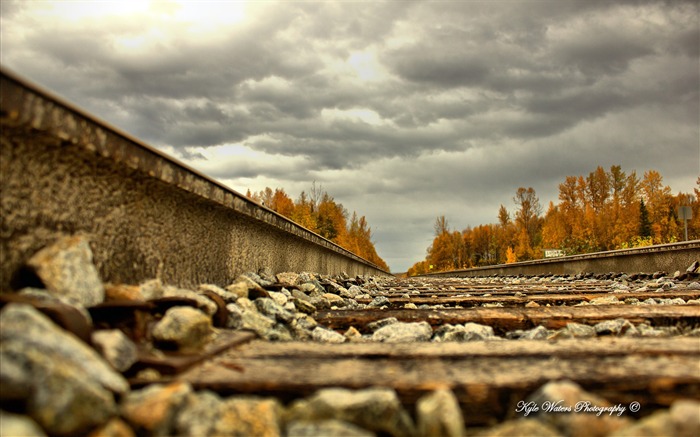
[[322, 108, 385, 126]]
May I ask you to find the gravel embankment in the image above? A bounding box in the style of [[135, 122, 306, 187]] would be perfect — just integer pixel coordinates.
[[1, 236, 698, 436]]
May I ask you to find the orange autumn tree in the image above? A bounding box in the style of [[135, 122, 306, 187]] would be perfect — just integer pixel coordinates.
[[408, 165, 696, 276], [247, 185, 389, 271]]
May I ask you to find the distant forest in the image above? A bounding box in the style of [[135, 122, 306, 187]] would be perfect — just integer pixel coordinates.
[[408, 166, 699, 276], [246, 183, 389, 271]]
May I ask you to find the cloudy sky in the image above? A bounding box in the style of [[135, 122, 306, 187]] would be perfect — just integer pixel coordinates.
[[2, 0, 698, 272]]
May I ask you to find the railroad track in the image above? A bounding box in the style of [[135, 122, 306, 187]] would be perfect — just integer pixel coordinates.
[[1, 67, 699, 435], [174, 274, 700, 430], [420, 241, 700, 277], [0, 68, 388, 290]]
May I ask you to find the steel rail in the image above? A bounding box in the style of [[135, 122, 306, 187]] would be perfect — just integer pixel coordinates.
[[0, 67, 390, 289], [419, 241, 700, 277]]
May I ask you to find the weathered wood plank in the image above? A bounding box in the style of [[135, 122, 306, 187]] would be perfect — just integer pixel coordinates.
[[177, 338, 700, 425], [224, 337, 700, 359], [316, 304, 700, 332], [355, 290, 700, 306]]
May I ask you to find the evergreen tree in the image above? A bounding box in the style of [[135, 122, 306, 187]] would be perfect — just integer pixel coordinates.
[[638, 199, 652, 238]]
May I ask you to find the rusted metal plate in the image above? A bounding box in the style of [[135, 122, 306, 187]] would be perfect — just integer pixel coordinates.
[[129, 329, 257, 381], [178, 338, 700, 424], [89, 300, 156, 342], [316, 305, 700, 333]]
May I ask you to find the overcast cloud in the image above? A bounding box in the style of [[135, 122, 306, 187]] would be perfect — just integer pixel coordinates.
[[2, 0, 698, 272]]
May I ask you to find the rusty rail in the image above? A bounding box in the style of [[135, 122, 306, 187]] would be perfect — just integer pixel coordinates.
[[0, 67, 389, 289], [419, 241, 700, 277]]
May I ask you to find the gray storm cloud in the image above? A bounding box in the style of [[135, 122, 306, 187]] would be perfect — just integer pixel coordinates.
[[1, 0, 697, 271]]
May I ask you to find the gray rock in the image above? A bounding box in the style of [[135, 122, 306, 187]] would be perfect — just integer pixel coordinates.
[[292, 288, 313, 302], [658, 298, 686, 305], [312, 327, 347, 343], [232, 273, 270, 298], [434, 322, 496, 342], [214, 396, 283, 436], [289, 314, 318, 340], [287, 419, 376, 437], [366, 317, 399, 332], [174, 390, 223, 437], [322, 293, 346, 307], [688, 281, 700, 290], [309, 295, 331, 310], [242, 271, 269, 287], [152, 306, 213, 350], [0, 351, 32, 403], [298, 272, 318, 283], [276, 271, 301, 286], [257, 267, 277, 285], [17, 287, 93, 327], [636, 323, 674, 337], [230, 298, 292, 341], [162, 286, 218, 316], [139, 278, 164, 300], [256, 297, 294, 323], [372, 321, 432, 343], [670, 399, 700, 437], [527, 380, 630, 437], [0, 304, 128, 435], [589, 296, 622, 305], [519, 325, 550, 340], [198, 283, 240, 303], [0, 410, 47, 437], [685, 327, 700, 337], [294, 298, 317, 315], [225, 281, 250, 299], [87, 418, 135, 437], [550, 323, 596, 339], [227, 299, 276, 337], [341, 285, 363, 299], [121, 381, 192, 436], [416, 388, 465, 437], [225, 303, 244, 329], [0, 305, 128, 395], [655, 281, 675, 290], [285, 299, 298, 312], [26, 235, 105, 307], [344, 326, 363, 341], [300, 281, 325, 295], [610, 400, 700, 437], [326, 281, 349, 295], [265, 323, 294, 341], [368, 296, 391, 308], [92, 329, 138, 372], [476, 418, 563, 437], [593, 318, 634, 336], [286, 387, 415, 437], [268, 290, 289, 306]]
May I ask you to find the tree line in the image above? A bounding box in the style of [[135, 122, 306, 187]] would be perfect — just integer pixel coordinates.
[[246, 183, 390, 271], [408, 166, 699, 276]]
